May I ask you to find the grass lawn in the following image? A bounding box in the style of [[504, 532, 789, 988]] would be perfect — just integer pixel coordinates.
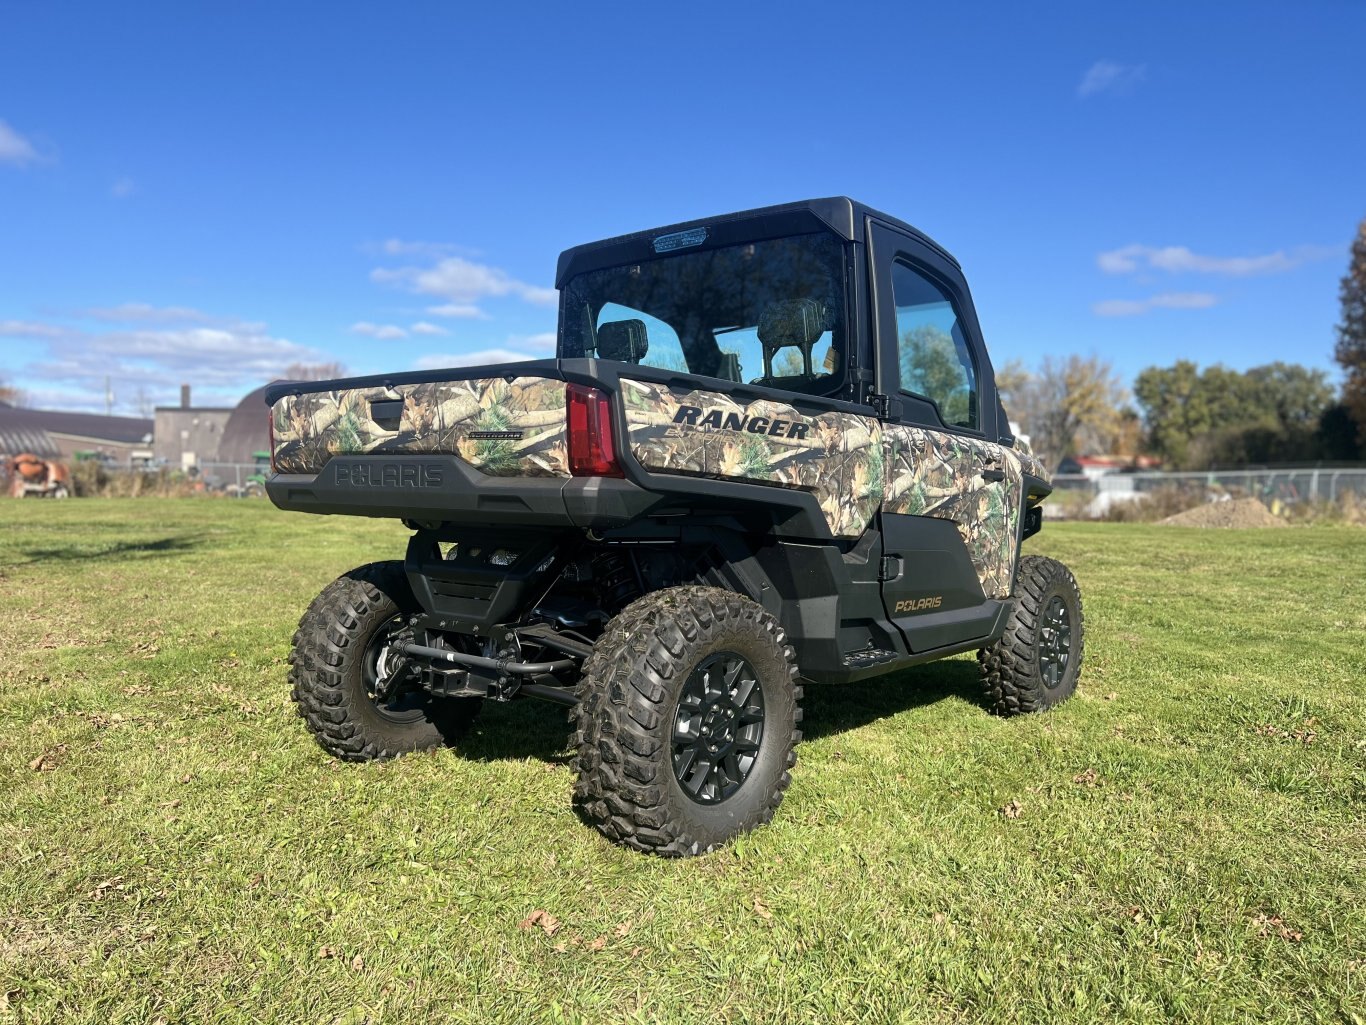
[[1, 499, 1363, 1024]]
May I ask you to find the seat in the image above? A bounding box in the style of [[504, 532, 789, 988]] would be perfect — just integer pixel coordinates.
[[596, 319, 649, 363], [756, 298, 826, 385]]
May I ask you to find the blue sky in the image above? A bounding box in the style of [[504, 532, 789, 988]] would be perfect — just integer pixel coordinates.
[[1, 0, 1362, 414]]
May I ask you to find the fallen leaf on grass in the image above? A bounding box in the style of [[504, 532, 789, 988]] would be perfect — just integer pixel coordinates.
[[614, 920, 632, 938], [318, 945, 338, 959], [518, 910, 561, 936], [588, 935, 607, 952], [247, 873, 264, 890], [88, 876, 125, 899], [752, 897, 772, 921], [1253, 914, 1303, 942], [1072, 768, 1101, 787], [179, 774, 193, 784], [160, 799, 181, 810], [998, 800, 1024, 819], [351, 954, 365, 972], [29, 745, 68, 772], [1103, 693, 1117, 701]]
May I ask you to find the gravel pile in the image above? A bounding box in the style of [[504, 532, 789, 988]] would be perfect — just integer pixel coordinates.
[[1160, 497, 1287, 528]]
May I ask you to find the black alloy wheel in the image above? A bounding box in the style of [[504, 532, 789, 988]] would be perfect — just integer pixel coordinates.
[[671, 652, 766, 804], [1037, 595, 1073, 689]]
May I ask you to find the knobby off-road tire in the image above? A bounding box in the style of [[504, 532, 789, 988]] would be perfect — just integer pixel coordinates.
[[573, 586, 802, 857], [979, 555, 1084, 716], [290, 561, 481, 761]]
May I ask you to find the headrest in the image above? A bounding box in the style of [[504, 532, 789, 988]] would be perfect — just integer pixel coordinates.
[[596, 319, 649, 363], [758, 298, 826, 350]]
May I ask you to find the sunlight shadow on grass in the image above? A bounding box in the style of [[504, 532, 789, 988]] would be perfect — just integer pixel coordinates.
[[4, 535, 205, 567]]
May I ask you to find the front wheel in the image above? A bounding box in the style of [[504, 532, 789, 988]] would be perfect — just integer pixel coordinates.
[[978, 555, 1085, 715], [289, 561, 481, 760], [573, 586, 802, 857]]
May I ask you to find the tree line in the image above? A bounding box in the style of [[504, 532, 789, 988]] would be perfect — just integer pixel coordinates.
[[1001, 215, 1366, 471]]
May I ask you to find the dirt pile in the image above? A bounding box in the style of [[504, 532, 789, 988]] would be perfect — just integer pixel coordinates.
[[1160, 497, 1287, 528]]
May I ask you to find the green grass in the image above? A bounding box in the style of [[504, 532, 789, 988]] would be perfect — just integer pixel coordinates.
[[1, 500, 1363, 1024]]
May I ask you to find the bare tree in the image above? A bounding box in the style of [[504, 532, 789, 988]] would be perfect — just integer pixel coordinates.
[[283, 361, 347, 381], [1000, 355, 1127, 468], [0, 374, 27, 408], [131, 383, 155, 418]]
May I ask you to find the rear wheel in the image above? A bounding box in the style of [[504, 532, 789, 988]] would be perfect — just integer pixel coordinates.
[[290, 561, 481, 760], [573, 586, 801, 856], [978, 555, 1084, 715]]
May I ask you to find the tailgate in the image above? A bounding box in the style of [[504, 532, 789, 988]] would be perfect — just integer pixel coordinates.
[[269, 374, 570, 477]]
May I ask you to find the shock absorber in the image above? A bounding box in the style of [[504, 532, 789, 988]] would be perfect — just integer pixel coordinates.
[[594, 549, 641, 614]]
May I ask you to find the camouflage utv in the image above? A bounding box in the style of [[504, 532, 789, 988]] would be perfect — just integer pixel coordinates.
[[266, 199, 1082, 856]]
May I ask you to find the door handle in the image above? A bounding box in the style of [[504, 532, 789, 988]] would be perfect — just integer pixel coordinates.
[[980, 468, 1006, 483]]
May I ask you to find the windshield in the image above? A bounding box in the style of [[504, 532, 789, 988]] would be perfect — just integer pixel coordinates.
[[559, 232, 847, 395]]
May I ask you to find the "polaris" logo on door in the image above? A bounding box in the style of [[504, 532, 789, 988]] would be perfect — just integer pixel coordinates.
[[894, 596, 943, 613], [672, 405, 811, 440]]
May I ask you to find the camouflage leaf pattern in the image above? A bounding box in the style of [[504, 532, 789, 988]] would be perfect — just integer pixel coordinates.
[[883, 427, 1040, 599], [620, 378, 884, 539], [1014, 448, 1050, 484], [270, 377, 569, 477]]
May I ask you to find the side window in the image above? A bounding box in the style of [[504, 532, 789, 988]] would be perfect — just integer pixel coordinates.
[[891, 260, 978, 430]]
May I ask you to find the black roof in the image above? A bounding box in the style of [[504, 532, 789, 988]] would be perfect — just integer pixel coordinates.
[[0, 406, 152, 445], [555, 196, 958, 287], [0, 419, 60, 458]]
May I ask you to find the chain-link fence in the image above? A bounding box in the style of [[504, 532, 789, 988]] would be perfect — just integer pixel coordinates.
[[1049, 468, 1366, 518], [195, 462, 270, 493]]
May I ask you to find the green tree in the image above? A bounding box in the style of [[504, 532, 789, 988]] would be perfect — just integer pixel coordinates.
[[1134, 361, 1335, 468], [1334, 217, 1366, 444]]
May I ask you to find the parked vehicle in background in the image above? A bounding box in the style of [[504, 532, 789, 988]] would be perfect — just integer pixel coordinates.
[[6, 453, 70, 498]]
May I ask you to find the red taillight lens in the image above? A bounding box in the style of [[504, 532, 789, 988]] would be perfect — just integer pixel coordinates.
[[566, 383, 624, 478]]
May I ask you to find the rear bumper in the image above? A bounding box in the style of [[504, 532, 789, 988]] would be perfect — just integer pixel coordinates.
[[265, 454, 660, 529]]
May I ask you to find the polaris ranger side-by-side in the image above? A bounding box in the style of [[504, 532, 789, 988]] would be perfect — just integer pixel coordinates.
[[266, 198, 1082, 856]]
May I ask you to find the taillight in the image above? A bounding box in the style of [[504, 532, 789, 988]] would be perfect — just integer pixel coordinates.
[[566, 383, 624, 478]]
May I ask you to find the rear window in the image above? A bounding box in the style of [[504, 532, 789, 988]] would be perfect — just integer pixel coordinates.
[[559, 232, 847, 396]]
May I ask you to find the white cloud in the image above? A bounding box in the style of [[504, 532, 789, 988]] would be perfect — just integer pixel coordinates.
[[0, 119, 39, 167], [111, 177, 136, 199], [0, 319, 66, 339], [85, 303, 210, 323], [409, 321, 448, 336], [3, 305, 323, 412], [1078, 60, 1146, 98], [1097, 243, 1335, 276], [372, 238, 474, 259], [350, 321, 409, 340], [426, 303, 490, 320], [510, 332, 557, 353], [372, 254, 557, 318], [1092, 292, 1218, 317], [412, 348, 542, 371]]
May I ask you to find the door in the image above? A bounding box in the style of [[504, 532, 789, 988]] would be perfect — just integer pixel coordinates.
[[868, 221, 1020, 651]]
